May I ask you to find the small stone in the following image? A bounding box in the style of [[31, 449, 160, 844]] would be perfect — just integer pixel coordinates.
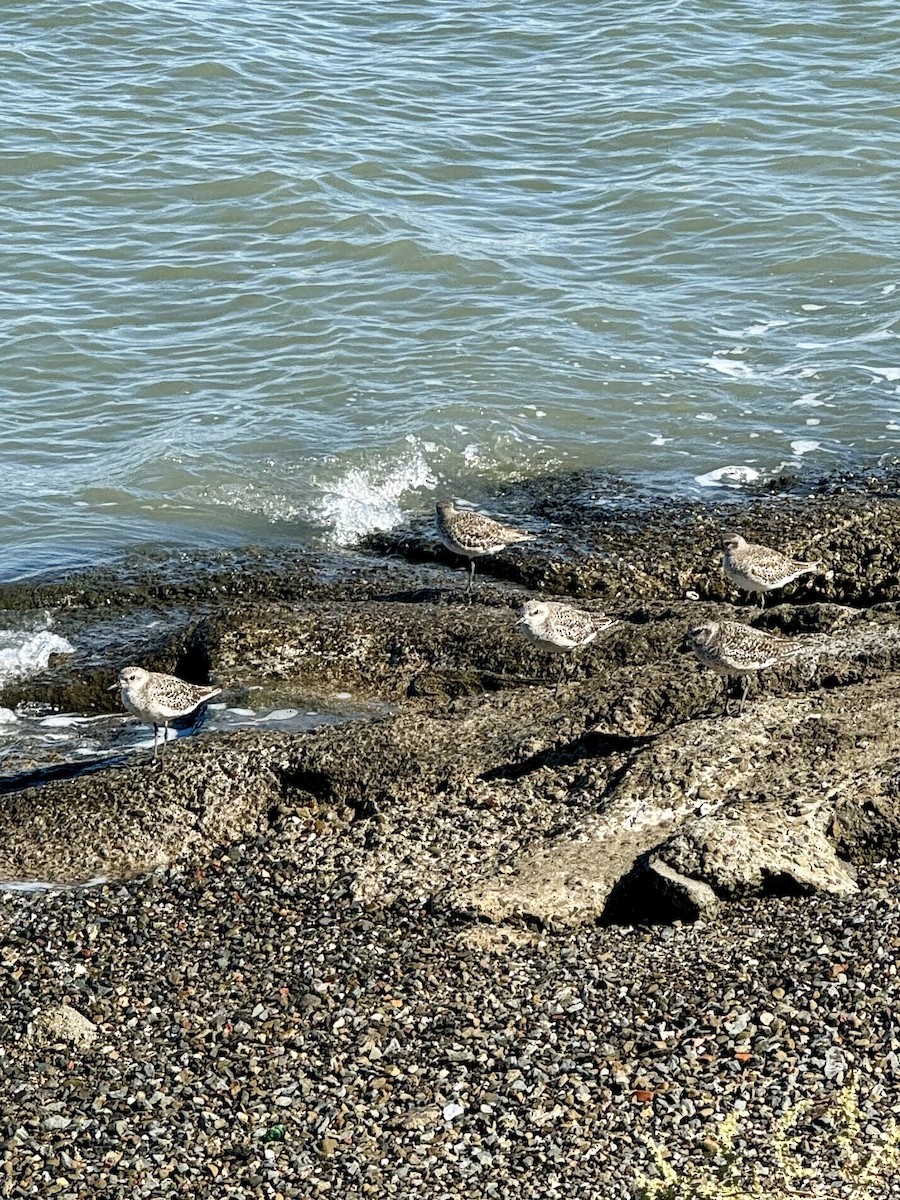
[[725, 1013, 750, 1037]]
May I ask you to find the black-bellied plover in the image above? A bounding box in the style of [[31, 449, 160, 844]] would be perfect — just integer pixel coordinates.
[[110, 666, 222, 763], [688, 619, 802, 715], [435, 500, 532, 596], [516, 600, 616, 694], [721, 533, 820, 607]]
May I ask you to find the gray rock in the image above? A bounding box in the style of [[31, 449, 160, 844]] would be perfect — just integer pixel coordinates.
[[32, 1004, 97, 1051]]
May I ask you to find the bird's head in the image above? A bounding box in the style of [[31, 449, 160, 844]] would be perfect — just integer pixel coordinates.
[[686, 622, 718, 653], [516, 600, 548, 626], [110, 665, 149, 691]]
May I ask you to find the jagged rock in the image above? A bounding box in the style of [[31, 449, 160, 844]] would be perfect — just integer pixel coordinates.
[[0, 468, 899, 923], [450, 676, 900, 928], [31, 1004, 97, 1050]]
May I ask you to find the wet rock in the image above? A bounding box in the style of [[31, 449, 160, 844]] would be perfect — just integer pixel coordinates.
[[0, 734, 286, 884], [448, 669, 900, 928], [0, 465, 898, 931], [365, 465, 900, 607]]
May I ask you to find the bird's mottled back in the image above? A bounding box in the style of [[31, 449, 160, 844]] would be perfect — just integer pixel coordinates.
[[518, 600, 615, 653], [688, 620, 801, 675], [435, 500, 531, 556], [721, 531, 820, 600]]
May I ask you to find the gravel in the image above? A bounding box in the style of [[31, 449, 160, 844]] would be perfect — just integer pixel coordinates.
[[1, 838, 898, 1198]]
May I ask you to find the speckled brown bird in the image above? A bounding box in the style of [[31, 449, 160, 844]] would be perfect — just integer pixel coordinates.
[[516, 600, 617, 694], [688, 619, 803, 715], [110, 666, 222, 763], [435, 499, 532, 596], [721, 533, 820, 607]]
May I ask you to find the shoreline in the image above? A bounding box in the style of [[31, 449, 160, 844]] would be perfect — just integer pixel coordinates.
[[3, 449, 896, 590], [1, 463, 900, 1194]]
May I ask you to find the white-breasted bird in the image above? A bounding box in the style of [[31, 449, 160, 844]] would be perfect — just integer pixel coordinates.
[[110, 666, 221, 763]]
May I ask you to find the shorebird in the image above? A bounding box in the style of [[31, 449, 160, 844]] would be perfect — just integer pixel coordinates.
[[687, 619, 803, 715], [516, 600, 617, 694], [721, 533, 820, 607], [435, 500, 532, 596], [110, 666, 222, 763]]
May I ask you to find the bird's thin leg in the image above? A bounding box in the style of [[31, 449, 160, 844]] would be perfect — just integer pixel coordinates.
[[465, 558, 475, 599], [152, 724, 159, 764], [759, 591, 766, 610], [161, 721, 169, 758], [569, 648, 581, 687], [722, 676, 731, 716], [738, 677, 749, 716], [554, 657, 566, 698]]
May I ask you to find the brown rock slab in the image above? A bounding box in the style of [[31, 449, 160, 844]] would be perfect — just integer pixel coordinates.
[[0, 470, 899, 925]]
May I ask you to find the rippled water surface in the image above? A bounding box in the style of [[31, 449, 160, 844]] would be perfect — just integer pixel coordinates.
[[3, 0, 900, 578]]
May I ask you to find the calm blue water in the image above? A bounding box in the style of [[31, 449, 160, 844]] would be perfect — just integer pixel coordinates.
[[2, 0, 899, 580]]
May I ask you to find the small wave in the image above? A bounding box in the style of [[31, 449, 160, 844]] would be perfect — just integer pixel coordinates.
[[202, 481, 304, 523], [312, 445, 436, 546], [790, 439, 823, 457], [792, 394, 824, 407], [0, 617, 75, 687], [694, 465, 760, 488], [714, 320, 790, 338], [703, 357, 756, 379]]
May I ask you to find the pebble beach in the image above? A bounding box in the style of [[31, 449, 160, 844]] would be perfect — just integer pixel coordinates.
[[4, 852, 899, 1198]]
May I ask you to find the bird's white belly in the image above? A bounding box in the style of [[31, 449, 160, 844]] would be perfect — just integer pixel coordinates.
[[722, 563, 769, 593], [122, 693, 183, 723]]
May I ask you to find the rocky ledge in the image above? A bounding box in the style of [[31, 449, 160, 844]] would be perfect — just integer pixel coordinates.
[[1, 466, 899, 925]]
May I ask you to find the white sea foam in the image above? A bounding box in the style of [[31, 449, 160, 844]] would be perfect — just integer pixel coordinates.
[[790, 439, 822, 456], [38, 714, 107, 728], [792, 394, 824, 407], [0, 619, 75, 686], [867, 367, 900, 381], [713, 320, 788, 337], [313, 444, 436, 546], [703, 357, 756, 378], [694, 465, 760, 488], [742, 320, 790, 336]]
